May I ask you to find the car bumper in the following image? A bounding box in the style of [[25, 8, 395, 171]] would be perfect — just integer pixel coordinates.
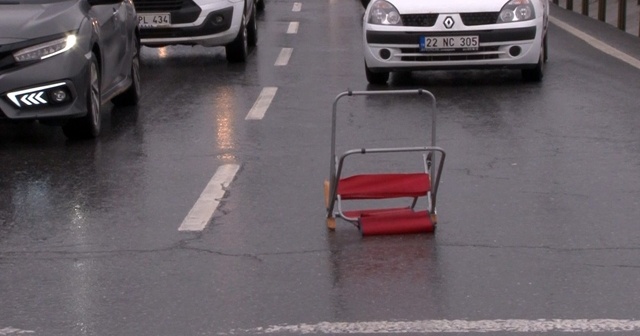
[[139, 3, 243, 47], [364, 18, 544, 72], [0, 50, 89, 121]]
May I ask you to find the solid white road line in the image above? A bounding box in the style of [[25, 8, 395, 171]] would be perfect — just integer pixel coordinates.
[[225, 319, 640, 334], [287, 22, 299, 34], [550, 16, 640, 70], [275, 48, 293, 66], [292, 2, 301, 12], [178, 164, 240, 232], [245, 87, 277, 120]]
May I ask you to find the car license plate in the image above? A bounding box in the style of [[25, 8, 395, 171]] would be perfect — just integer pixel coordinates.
[[420, 35, 479, 51], [137, 13, 171, 28]]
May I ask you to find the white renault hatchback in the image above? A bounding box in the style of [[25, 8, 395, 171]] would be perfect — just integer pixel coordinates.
[[363, 0, 549, 84]]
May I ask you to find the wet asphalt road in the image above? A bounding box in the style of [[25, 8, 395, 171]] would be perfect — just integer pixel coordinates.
[[2, 1, 640, 335]]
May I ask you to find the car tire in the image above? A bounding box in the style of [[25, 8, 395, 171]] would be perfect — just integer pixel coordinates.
[[112, 38, 141, 107], [522, 35, 545, 82], [226, 14, 249, 63], [62, 53, 102, 139], [247, 3, 258, 47], [543, 33, 548, 62], [365, 62, 389, 85]]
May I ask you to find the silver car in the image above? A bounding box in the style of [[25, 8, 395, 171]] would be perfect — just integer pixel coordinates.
[[0, 0, 140, 139]]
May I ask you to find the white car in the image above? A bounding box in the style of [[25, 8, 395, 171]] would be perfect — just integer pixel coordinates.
[[363, 0, 549, 84], [134, 0, 264, 63]]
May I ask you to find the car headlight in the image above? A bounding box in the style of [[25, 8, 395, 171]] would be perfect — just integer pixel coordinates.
[[498, 0, 536, 23], [368, 0, 402, 26], [13, 34, 77, 63]]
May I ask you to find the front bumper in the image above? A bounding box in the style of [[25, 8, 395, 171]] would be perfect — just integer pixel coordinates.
[[0, 48, 89, 121], [138, 4, 242, 47], [364, 15, 544, 72]]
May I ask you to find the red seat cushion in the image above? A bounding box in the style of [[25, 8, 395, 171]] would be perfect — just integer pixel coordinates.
[[359, 210, 434, 235], [337, 173, 430, 199]]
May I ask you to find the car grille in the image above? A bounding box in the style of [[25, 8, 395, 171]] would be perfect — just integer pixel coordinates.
[[401, 14, 438, 27], [133, 0, 184, 11], [460, 12, 500, 26], [133, 0, 200, 24], [139, 7, 232, 39], [400, 12, 500, 27], [400, 46, 501, 61]]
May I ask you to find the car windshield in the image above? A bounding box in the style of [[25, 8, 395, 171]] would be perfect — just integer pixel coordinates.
[[0, 0, 71, 3]]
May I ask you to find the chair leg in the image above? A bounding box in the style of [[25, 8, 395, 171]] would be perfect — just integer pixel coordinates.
[[326, 217, 336, 230], [323, 179, 330, 210]]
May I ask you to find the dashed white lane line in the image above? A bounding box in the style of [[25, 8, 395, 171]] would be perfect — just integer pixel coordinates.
[[550, 16, 640, 70], [287, 22, 299, 34], [224, 319, 640, 334], [245, 87, 277, 120], [0, 327, 35, 335], [292, 2, 301, 11], [275, 48, 293, 66], [178, 164, 240, 232]]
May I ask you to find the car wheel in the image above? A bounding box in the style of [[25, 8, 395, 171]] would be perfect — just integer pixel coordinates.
[[112, 38, 141, 107], [543, 33, 548, 62], [226, 14, 249, 63], [522, 35, 545, 82], [365, 62, 389, 85], [256, 0, 265, 12], [62, 53, 101, 139], [247, 3, 258, 47]]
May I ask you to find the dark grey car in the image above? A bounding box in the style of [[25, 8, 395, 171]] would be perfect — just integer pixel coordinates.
[[0, 0, 140, 139]]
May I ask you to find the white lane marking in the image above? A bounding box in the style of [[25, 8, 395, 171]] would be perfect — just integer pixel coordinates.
[[178, 164, 240, 232], [224, 319, 640, 334], [275, 48, 293, 66], [550, 16, 640, 70], [0, 327, 35, 335], [292, 2, 301, 11], [245, 87, 277, 120], [287, 22, 299, 34]]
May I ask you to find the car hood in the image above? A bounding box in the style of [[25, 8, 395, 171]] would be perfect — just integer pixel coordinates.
[[385, 0, 511, 13], [0, 2, 84, 44]]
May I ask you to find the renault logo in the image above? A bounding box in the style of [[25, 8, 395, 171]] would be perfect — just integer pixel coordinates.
[[443, 16, 455, 29]]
